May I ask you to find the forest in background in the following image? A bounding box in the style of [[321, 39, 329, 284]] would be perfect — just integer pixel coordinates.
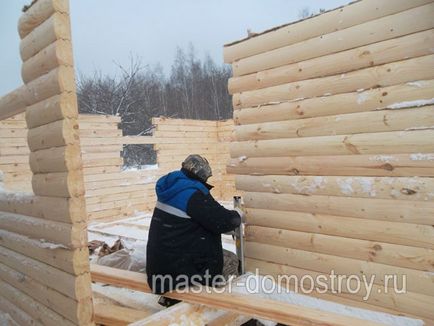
[[76, 45, 232, 166]]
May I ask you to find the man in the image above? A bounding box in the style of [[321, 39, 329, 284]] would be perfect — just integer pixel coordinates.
[[146, 154, 242, 298]]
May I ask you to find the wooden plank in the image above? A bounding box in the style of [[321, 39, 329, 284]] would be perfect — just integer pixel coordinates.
[[152, 117, 217, 126], [231, 3, 434, 76], [90, 264, 385, 326], [0, 229, 88, 275], [246, 258, 434, 321], [223, 0, 433, 62], [243, 191, 434, 225], [0, 211, 87, 248], [245, 225, 434, 271], [0, 128, 27, 138], [234, 106, 434, 140], [0, 246, 91, 300], [77, 121, 119, 130], [235, 175, 434, 201], [229, 29, 434, 93], [78, 114, 121, 123], [230, 130, 434, 158], [93, 303, 153, 326], [227, 153, 434, 177], [155, 124, 217, 132], [0, 262, 93, 324], [0, 281, 75, 326], [79, 129, 122, 137], [233, 55, 434, 109], [153, 130, 218, 138], [244, 242, 434, 297], [18, 0, 68, 38]]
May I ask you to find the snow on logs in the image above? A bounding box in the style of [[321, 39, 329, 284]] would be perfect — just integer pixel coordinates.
[[225, 1, 434, 322]]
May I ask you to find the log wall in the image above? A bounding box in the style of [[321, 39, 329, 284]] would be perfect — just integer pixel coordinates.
[[225, 0, 434, 323], [0, 0, 94, 325], [81, 115, 236, 221]]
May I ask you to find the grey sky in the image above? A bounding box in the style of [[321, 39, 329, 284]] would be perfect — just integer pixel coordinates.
[[1, 0, 349, 95]]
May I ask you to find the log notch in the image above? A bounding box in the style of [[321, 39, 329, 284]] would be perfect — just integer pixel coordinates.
[[225, 0, 434, 323], [0, 0, 93, 325]]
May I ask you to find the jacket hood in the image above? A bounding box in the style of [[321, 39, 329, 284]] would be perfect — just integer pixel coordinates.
[[156, 170, 208, 203]]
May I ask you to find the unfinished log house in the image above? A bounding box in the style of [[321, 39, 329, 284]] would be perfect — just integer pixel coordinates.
[[225, 0, 434, 324], [0, 0, 433, 325]]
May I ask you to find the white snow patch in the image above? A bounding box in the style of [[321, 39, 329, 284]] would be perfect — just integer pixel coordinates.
[[356, 88, 365, 92], [122, 164, 159, 171], [357, 91, 369, 104], [340, 74, 346, 78], [322, 92, 332, 96], [406, 81, 428, 88], [368, 155, 397, 163], [39, 239, 68, 249], [336, 178, 353, 195], [410, 153, 434, 161], [288, 176, 326, 194], [404, 125, 434, 131], [238, 155, 247, 162], [354, 177, 376, 197], [384, 98, 434, 110]]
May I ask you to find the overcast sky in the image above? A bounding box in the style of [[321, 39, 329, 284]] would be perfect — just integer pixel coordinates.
[[1, 0, 349, 95]]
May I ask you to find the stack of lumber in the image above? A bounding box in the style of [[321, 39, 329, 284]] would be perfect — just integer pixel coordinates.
[[224, 0, 434, 324], [0, 114, 32, 191], [0, 0, 93, 325]]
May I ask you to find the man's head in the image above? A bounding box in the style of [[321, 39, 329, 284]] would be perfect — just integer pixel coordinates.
[[182, 154, 212, 182]]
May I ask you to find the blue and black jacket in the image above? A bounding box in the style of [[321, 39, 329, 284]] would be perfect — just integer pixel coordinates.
[[146, 169, 241, 294]]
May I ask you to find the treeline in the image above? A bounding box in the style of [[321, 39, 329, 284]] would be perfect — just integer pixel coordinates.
[[76, 45, 232, 166], [77, 45, 232, 137]]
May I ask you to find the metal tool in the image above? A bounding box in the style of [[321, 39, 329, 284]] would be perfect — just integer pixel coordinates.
[[233, 196, 245, 274]]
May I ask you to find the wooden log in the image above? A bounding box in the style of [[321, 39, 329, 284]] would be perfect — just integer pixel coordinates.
[[79, 129, 122, 138], [18, 0, 68, 38], [78, 114, 120, 123], [80, 136, 157, 146], [0, 229, 88, 275], [233, 55, 434, 109], [0, 262, 93, 324], [227, 153, 434, 177], [235, 106, 434, 140], [0, 163, 31, 173], [229, 29, 434, 93], [83, 170, 156, 182], [0, 192, 86, 223], [0, 85, 27, 121], [29, 145, 82, 173], [27, 118, 79, 151], [223, 0, 433, 63], [24, 66, 76, 107], [90, 264, 385, 326], [83, 157, 123, 168], [155, 124, 217, 132], [244, 242, 434, 297], [22, 39, 73, 84], [235, 175, 434, 201], [26, 93, 78, 129], [93, 303, 153, 326], [81, 144, 122, 153], [82, 165, 122, 175], [0, 281, 75, 326], [32, 171, 85, 198], [153, 130, 218, 138], [0, 246, 91, 300], [0, 295, 42, 326], [231, 3, 434, 76], [0, 155, 28, 164], [0, 128, 27, 138], [230, 130, 434, 158], [246, 258, 434, 322], [0, 211, 87, 248], [85, 176, 156, 191], [20, 12, 71, 62], [245, 225, 434, 271], [243, 191, 434, 225], [85, 184, 152, 198]]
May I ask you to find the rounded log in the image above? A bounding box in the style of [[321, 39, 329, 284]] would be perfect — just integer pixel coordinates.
[[29, 144, 82, 173]]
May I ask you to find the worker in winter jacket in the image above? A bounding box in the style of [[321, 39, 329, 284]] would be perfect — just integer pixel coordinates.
[[146, 154, 242, 298]]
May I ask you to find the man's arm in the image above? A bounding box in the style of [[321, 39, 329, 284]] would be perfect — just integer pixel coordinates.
[[186, 190, 241, 234]]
